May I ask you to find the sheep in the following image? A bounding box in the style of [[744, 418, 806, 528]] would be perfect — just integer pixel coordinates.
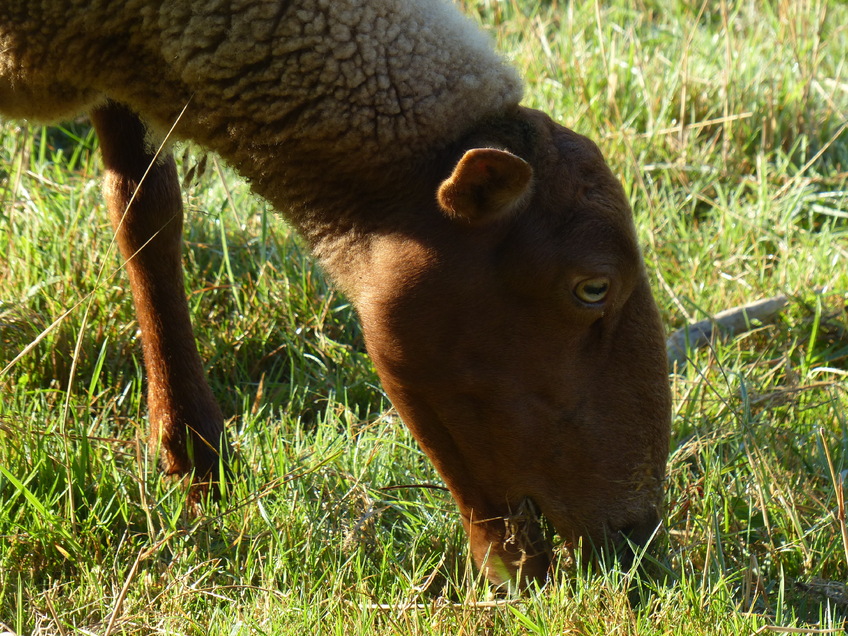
[[0, 0, 671, 587]]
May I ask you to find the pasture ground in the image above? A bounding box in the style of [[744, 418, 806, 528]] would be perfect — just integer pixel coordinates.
[[1, 1, 847, 633]]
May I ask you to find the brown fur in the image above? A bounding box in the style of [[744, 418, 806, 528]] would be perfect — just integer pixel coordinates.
[[90, 103, 226, 478], [1, 1, 671, 587]]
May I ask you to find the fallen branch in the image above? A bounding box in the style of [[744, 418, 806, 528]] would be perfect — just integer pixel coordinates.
[[666, 294, 789, 371], [754, 626, 845, 635]]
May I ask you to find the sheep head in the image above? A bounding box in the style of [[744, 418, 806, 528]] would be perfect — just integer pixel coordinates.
[[355, 107, 671, 587]]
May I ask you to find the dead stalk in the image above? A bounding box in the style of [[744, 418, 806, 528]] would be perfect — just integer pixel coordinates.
[[818, 427, 848, 569]]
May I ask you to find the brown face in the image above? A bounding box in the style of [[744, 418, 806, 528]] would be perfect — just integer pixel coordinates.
[[355, 108, 671, 587]]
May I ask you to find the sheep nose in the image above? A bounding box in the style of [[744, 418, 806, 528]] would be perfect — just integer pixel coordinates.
[[612, 509, 664, 570]]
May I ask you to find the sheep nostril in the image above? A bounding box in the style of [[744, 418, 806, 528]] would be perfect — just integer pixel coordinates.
[[613, 510, 663, 568], [621, 511, 661, 546]]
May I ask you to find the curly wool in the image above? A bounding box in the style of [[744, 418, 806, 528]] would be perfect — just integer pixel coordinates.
[[0, 0, 523, 166]]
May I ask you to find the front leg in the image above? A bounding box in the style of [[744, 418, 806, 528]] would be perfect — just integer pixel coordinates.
[[90, 101, 227, 484]]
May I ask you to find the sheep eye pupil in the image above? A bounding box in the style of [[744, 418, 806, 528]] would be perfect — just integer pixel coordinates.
[[575, 278, 610, 304]]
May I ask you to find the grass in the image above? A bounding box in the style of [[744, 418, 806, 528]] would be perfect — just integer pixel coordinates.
[[1, 0, 847, 633]]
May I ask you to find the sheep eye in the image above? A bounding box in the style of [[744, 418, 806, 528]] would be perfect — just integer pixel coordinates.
[[574, 277, 610, 304]]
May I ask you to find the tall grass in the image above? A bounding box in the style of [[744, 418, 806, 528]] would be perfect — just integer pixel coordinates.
[[1, 1, 847, 633]]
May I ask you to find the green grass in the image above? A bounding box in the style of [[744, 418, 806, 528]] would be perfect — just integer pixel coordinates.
[[1, 1, 847, 633]]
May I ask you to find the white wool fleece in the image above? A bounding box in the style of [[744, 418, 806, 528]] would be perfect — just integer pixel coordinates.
[[0, 0, 523, 163]]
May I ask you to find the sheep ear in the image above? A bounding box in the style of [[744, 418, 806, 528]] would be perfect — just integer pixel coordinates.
[[437, 148, 533, 224]]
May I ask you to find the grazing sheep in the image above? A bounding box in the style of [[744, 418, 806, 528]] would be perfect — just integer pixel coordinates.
[[0, 0, 671, 587]]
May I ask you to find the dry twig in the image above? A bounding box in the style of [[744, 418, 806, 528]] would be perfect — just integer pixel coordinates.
[[666, 295, 789, 370]]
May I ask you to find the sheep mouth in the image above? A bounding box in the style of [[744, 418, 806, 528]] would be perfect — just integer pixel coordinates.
[[500, 497, 666, 581]]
